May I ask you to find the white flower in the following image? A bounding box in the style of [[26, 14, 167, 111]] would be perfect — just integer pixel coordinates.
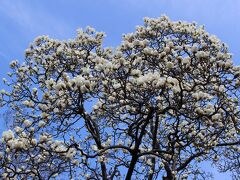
[[56, 45, 64, 55], [105, 138, 112, 146], [23, 119, 32, 127], [22, 100, 34, 107], [212, 113, 221, 120], [5, 147, 10, 153], [98, 156, 104, 162], [219, 85, 225, 92], [11, 139, 25, 149], [86, 26, 96, 33], [32, 88, 38, 95], [85, 174, 90, 178], [191, 44, 198, 52], [72, 159, 79, 166], [53, 108, 59, 113], [182, 57, 191, 65], [0, 89, 6, 94], [164, 46, 171, 53], [91, 145, 98, 151], [108, 96, 115, 101], [2, 130, 14, 142], [65, 148, 76, 159], [166, 62, 174, 69], [2, 173, 8, 178], [146, 159, 153, 166], [25, 48, 31, 55], [143, 47, 152, 54], [9, 60, 18, 68], [82, 67, 90, 74], [192, 92, 199, 100], [172, 86, 180, 93], [225, 60, 232, 68], [46, 79, 55, 89], [39, 135, 48, 143], [41, 112, 49, 119], [156, 78, 165, 87], [131, 69, 142, 76], [14, 126, 23, 133], [38, 121, 46, 127], [217, 52, 223, 59], [195, 51, 206, 59], [31, 139, 37, 145], [52, 173, 58, 178]]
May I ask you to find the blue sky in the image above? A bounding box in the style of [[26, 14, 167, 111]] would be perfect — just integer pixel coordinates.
[[0, 0, 239, 179]]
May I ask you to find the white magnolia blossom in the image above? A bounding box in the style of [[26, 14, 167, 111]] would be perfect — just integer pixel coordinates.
[[2, 130, 14, 142], [22, 100, 34, 108], [23, 119, 32, 127], [166, 61, 174, 69], [38, 121, 46, 127]]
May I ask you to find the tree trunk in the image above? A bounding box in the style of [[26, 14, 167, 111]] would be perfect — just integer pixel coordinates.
[[101, 162, 108, 180], [125, 155, 138, 180]]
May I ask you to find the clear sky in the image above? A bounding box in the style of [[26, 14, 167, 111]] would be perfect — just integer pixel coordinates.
[[0, 0, 239, 179]]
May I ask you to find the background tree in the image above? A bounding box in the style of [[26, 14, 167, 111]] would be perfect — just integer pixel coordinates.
[[0, 16, 239, 179]]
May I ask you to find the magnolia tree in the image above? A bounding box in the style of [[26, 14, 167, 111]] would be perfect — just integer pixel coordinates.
[[0, 16, 240, 180]]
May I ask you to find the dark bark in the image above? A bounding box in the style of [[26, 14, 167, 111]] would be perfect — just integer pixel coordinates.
[[125, 107, 155, 180], [125, 155, 138, 180]]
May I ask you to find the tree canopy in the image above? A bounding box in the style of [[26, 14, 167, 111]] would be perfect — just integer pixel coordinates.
[[0, 16, 239, 179]]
